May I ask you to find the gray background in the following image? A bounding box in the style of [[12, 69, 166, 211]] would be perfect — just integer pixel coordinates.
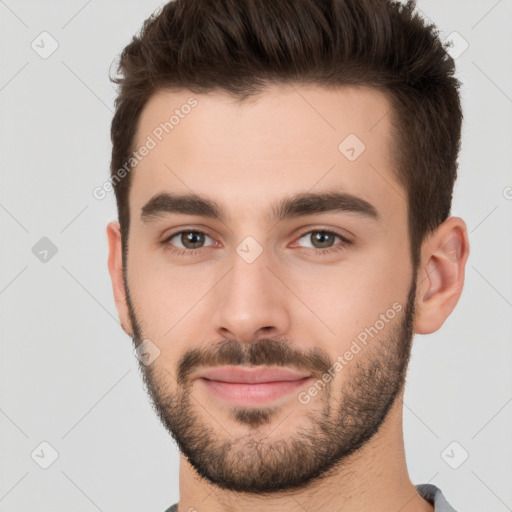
[[0, 1, 511, 511]]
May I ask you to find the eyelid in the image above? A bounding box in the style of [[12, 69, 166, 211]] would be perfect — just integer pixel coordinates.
[[291, 228, 352, 248], [163, 228, 217, 248], [292, 224, 353, 241], [161, 225, 215, 241]]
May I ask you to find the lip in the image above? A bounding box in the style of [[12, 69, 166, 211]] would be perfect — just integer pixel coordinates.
[[194, 366, 313, 406], [195, 365, 311, 384]]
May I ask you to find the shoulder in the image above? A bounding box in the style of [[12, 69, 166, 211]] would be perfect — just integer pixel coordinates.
[[416, 483, 459, 512]]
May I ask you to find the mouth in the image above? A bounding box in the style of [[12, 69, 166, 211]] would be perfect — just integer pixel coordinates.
[[194, 366, 313, 405]]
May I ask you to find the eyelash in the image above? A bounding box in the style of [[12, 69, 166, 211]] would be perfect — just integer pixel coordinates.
[[161, 229, 352, 257]]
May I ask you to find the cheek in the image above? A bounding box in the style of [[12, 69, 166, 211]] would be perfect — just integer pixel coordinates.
[[126, 247, 210, 334], [287, 245, 410, 351]]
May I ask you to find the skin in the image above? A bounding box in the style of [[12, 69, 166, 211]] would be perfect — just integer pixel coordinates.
[[107, 84, 469, 512]]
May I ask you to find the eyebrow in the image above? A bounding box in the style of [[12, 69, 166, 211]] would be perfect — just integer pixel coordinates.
[[140, 191, 380, 224]]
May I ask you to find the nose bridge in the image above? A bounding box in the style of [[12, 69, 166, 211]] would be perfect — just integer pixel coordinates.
[[211, 238, 290, 341]]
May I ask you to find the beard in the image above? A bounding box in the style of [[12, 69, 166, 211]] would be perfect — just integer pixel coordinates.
[[125, 274, 417, 494]]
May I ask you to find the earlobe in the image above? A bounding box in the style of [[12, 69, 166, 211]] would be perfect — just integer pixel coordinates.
[[414, 217, 470, 335], [106, 221, 134, 336]]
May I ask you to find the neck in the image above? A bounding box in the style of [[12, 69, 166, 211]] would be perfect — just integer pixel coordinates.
[[176, 393, 434, 512]]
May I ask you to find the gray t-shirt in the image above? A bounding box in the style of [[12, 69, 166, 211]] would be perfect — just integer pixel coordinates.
[[164, 483, 458, 511]]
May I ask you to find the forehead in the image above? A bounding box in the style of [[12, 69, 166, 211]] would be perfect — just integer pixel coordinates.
[[130, 84, 406, 226]]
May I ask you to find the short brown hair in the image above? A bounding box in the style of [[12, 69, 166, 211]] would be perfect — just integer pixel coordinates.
[[110, 0, 463, 271]]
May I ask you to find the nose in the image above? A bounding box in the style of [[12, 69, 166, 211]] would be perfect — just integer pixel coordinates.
[[211, 245, 291, 343]]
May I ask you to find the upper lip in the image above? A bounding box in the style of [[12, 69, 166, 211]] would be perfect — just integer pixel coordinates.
[[195, 366, 311, 384]]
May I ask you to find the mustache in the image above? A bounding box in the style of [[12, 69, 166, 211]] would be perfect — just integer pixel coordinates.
[[176, 337, 333, 386]]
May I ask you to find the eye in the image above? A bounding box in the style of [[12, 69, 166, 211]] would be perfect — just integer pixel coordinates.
[[161, 228, 351, 257], [295, 230, 351, 251], [165, 230, 215, 250]]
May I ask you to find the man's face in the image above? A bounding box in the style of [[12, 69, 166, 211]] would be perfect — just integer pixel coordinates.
[[122, 84, 416, 492]]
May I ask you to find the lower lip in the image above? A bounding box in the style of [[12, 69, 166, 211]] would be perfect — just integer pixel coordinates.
[[198, 377, 312, 406]]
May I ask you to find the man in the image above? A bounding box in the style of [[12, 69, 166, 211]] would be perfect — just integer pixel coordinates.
[[106, 0, 469, 510]]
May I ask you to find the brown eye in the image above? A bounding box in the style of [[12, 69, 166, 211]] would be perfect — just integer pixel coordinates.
[[293, 229, 352, 257], [181, 231, 205, 248], [298, 230, 340, 249], [167, 230, 214, 250]]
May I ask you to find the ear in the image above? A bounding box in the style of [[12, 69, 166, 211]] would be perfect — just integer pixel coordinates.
[[414, 216, 470, 334], [106, 221, 134, 336]]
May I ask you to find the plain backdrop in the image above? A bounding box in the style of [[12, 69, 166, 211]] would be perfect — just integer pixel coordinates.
[[0, 1, 511, 511]]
